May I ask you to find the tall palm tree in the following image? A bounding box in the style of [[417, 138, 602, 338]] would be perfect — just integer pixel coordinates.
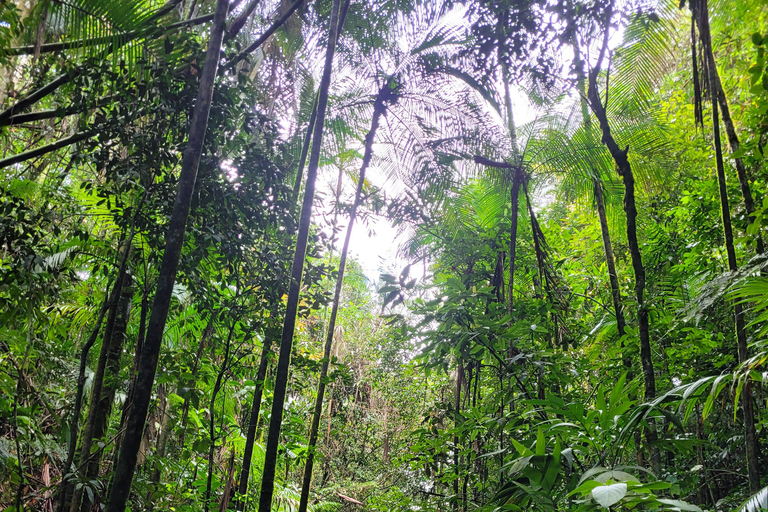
[[297, 77, 395, 512]]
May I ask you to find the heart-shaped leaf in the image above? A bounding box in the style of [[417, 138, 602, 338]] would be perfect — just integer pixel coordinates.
[[592, 483, 627, 509]]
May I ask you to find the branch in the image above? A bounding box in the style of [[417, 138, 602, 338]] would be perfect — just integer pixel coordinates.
[[225, 0, 305, 70], [0, 14, 213, 120], [473, 155, 518, 169], [226, 0, 262, 40], [0, 74, 70, 122], [0, 94, 118, 127], [0, 130, 95, 170]]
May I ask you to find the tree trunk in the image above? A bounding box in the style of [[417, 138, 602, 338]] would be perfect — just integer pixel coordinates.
[[69, 260, 133, 512], [693, 0, 761, 492], [76, 272, 134, 512], [586, 15, 658, 472], [297, 79, 388, 512], [508, 170, 523, 313], [257, 0, 349, 509], [453, 365, 465, 512], [56, 285, 111, 512], [705, 44, 764, 254], [292, 96, 318, 207], [205, 322, 236, 512], [234, 339, 272, 510], [105, 0, 230, 509]]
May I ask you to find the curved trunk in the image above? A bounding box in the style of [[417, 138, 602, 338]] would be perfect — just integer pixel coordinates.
[[257, 0, 349, 509], [586, 10, 658, 471], [297, 82, 388, 512]]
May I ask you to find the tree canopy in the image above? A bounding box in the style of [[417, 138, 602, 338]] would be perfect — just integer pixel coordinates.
[[2, 0, 768, 511]]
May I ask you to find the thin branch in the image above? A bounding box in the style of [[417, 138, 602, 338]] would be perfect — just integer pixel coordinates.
[[473, 155, 519, 170], [225, 0, 305, 70], [0, 131, 95, 170], [0, 13, 213, 120], [226, 0, 262, 40]]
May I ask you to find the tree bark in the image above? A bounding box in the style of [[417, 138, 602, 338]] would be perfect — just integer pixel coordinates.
[[297, 80, 388, 512], [708, 49, 764, 255], [691, 0, 760, 492], [508, 170, 523, 313], [205, 321, 236, 512], [587, 6, 658, 472], [56, 285, 111, 512], [291, 96, 319, 207], [234, 338, 272, 510], [76, 272, 134, 512], [105, 0, 230, 509], [68, 246, 134, 512], [257, 1, 349, 509]]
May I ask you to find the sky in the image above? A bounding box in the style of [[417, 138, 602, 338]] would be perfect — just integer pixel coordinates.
[[315, 81, 542, 287]]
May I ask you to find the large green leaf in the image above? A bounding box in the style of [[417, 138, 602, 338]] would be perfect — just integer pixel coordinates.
[[591, 483, 627, 509]]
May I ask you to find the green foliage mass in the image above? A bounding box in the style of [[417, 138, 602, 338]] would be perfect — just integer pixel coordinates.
[[1, 0, 768, 511]]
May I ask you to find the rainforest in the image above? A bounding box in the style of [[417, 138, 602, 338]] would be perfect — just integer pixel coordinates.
[[1, 0, 768, 511]]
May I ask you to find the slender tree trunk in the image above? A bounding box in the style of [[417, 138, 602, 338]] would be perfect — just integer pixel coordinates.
[[258, 1, 349, 509], [693, 0, 761, 492], [586, 12, 658, 472], [205, 322, 236, 512], [297, 81, 388, 512], [508, 170, 523, 313], [589, 179, 626, 338], [76, 273, 134, 512], [150, 389, 172, 487], [178, 318, 214, 450], [702, 37, 764, 254], [69, 257, 133, 512], [452, 365, 465, 512], [56, 286, 111, 512], [573, 37, 628, 342], [501, 62, 521, 315], [105, 1, 230, 509], [292, 96, 318, 207], [235, 339, 272, 510], [218, 451, 236, 512]]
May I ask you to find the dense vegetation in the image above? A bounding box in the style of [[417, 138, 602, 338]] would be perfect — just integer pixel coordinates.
[[2, 0, 768, 510]]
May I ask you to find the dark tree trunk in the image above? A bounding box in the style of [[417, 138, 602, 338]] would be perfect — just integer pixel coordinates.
[[691, 0, 760, 492], [508, 170, 523, 314], [586, 9, 658, 472], [205, 322, 236, 512], [76, 272, 134, 512], [453, 365, 465, 512], [69, 253, 134, 512], [105, 0, 230, 509], [696, 19, 764, 255], [234, 338, 272, 510], [291, 96, 318, 207], [257, 0, 349, 509], [56, 285, 111, 512], [297, 81, 389, 512], [573, 36, 628, 343]]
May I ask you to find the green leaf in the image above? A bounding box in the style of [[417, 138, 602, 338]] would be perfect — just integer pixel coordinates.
[[656, 499, 702, 511], [737, 485, 768, 512], [592, 483, 627, 508], [535, 428, 545, 456]]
